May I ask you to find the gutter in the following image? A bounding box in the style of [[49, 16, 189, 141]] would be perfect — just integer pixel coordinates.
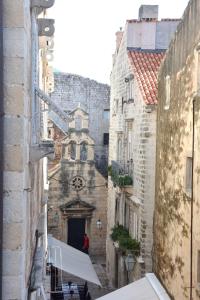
[[0, 0, 4, 298]]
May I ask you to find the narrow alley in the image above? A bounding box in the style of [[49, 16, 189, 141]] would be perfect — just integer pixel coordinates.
[[1, 0, 199, 300]]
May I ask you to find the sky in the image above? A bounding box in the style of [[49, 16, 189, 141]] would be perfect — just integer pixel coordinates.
[[48, 0, 189, 84]]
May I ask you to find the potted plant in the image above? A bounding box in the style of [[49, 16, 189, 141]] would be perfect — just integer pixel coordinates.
[[110, 224, 140, 256], [110, 225, 129, 241], [118, 236, 140, 256]]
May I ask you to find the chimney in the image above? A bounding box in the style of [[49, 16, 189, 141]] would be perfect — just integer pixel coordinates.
[[139, 5, 158, 21], [115, 28, 123, 52]]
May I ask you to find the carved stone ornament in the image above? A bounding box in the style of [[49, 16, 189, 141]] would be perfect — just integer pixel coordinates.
[[70, 176, 85, 191], [60, 198, 96, 218], [38, 19, 55, 37]]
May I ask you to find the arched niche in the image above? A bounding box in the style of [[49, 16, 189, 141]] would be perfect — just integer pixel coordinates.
[[80, 141, 88, 161], [69, 141, 76, 160]]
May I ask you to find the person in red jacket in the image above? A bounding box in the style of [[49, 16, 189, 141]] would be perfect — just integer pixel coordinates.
[[82, 233, 89, 254]]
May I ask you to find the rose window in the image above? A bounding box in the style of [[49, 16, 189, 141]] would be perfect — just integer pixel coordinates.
[[71, 176, 85, 191]]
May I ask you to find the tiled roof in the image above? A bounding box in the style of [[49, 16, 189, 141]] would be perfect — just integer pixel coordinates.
[[128, 50, 165, 105]]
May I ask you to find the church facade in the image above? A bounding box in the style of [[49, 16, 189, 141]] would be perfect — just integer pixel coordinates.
[[48, 107, 107, 256]]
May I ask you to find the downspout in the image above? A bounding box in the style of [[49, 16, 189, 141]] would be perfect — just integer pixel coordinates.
[[31, 7, 39, 145], [0, 0, 4, 298], [190, 97, 196, 300]]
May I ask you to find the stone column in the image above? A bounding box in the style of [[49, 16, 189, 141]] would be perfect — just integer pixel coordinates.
[[88, 145, 94, 161], [76, 144, 81, 160]]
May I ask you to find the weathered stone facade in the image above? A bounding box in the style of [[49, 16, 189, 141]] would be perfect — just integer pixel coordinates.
[[154, 0, 200, 299], [49, 73, 110, 175], [107, 5, 179, 288], [48, 108, 107, 257], [2, 1, 55, 299]]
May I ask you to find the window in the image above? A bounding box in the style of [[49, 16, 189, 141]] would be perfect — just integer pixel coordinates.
[[125, 74, 134, 102], [71, 176, 85, 191], [128, 80, 134, 102], [124, 202, 130, 230], [80, 142, 88, 161], [69, 141, 76, 160], [75, 115, 82, 130], [103, 133, 109, 145], [48, 128, 52, 138], [117, 138, 122, 162], [103, 109, 110, 120], [164, 75, 171, 110], [121, 97, 124, 113], [115, 198, 120, 224], [185, 157, 192, 196], [126, 121, 133, 161], [134, 212, 138, 240], [113, 99, 119, 115]]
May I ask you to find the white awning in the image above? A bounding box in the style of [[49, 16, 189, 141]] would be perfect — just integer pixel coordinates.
[[96, 273, 170, 300], [48, 235, 101, 286]]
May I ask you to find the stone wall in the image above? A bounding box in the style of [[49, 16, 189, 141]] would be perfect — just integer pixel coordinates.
[[3, 1, 33, 298], [48, 161, 107, 256], [107, 8, 179, 289], [154, 1, 200, 299], [48, 108, 107, 257], [2, 2, 52, 299], [50, 73, 110, 175], [107, 21, 157, 287]]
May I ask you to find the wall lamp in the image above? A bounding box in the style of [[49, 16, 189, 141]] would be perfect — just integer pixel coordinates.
[[125, 254, 136, 272], [96, 219, 102, 230], [125, 74, 134, 83]]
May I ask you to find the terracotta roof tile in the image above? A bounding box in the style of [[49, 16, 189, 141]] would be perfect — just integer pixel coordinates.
[[128, 50, 165, 105]]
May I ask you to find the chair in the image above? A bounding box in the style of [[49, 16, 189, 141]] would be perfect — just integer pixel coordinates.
[[85, 292, 91, 300]]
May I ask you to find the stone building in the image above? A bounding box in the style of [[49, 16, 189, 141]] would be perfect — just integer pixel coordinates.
[[153, 0, 200, 299], [48, 107, 107, 257], [49, 73, 110, 175], [107, 5, 179, 288], [1, 0, 57, 299]]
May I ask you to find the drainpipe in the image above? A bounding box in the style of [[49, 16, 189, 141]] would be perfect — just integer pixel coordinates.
[[0, 0, 4, 298]]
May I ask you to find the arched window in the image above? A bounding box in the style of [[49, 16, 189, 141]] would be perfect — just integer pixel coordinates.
[[69, 141, 76, 160], [75, 115, 82, 130], [80, 142, 88, 161]]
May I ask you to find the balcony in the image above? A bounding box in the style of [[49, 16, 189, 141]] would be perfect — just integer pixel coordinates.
[[109, 160, 133, 190]]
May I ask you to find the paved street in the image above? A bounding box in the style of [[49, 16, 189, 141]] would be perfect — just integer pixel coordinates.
[[59, 256, 114, 299], [88, 256, 114, 299]]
